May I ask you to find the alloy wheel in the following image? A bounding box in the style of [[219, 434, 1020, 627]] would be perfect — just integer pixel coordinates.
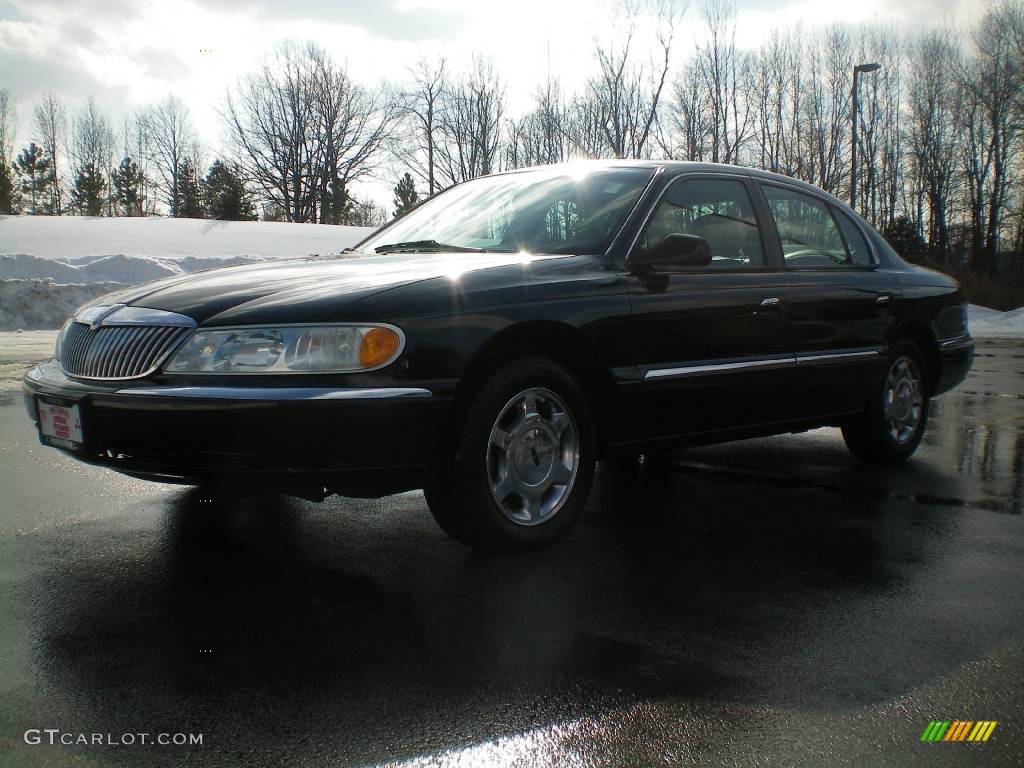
[[486, 387, 579, 526], [884, 355, 924, 444]]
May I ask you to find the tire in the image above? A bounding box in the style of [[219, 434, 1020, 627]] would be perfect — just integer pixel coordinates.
[[841, 339, 930, 464], [424, 355, 596, 551]]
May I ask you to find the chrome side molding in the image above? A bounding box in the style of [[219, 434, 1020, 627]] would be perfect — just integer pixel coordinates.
[[645, 356, 796, 380], [644, 347, 883, 381], [795, 348, 881, 365], [114, 386, 433, 400]]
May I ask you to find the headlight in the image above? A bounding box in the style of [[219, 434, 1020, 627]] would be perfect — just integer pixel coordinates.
[[164, 325, 404, 374]]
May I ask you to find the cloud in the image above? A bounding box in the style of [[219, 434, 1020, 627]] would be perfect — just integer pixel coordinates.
[[186, 0, 463, 42], [0, 44, 121, 107]]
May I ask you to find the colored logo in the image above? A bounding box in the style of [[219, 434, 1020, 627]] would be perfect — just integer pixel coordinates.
[[921, 721, 997, 742]]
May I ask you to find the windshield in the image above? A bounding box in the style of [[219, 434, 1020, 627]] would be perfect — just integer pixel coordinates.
[[358, 166, 654, 255]]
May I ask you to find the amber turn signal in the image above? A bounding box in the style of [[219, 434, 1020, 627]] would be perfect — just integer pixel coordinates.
[[360, 327, 401, 368]]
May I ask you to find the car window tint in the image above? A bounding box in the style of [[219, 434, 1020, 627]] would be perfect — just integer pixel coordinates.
[[643, 178, 764, 268], [831, 206, 873, 266], [764, 186, 851, 267]]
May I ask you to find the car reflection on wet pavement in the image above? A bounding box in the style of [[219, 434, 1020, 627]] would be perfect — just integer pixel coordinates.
[[0, 340, 1021, 767]]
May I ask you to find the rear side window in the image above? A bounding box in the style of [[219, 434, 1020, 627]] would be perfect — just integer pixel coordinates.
[[643, 178, 764, 268], [831, 207, 873, 266], [764, 185, 851, 268]]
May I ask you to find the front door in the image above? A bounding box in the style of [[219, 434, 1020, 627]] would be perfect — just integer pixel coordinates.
[[618, 174, 797, 443]]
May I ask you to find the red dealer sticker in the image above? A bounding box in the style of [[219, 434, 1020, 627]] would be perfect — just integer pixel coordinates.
[[37, 400, 84, 449]]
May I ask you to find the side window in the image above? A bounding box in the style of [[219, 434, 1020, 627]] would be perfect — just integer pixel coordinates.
[[643, 178, 764, 268], [764, 186, 851, 267], [831, 206, 873, 266]]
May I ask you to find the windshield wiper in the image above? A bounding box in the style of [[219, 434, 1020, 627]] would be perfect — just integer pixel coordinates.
[[373, 239, 485, 254]]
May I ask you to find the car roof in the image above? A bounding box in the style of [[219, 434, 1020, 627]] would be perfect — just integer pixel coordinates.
[[498, 159, 850, 210]]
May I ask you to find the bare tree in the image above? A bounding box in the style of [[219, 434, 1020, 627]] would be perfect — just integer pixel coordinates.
[[141, 95, 197, 217], [693, 0, 752, 164], [33, 92, 66, 214], [434, 55, 507, 186], [505, 76, 573, 168], [0, 89, 15, 162], [0, 89, 16, 213], [958, 1, 1022, 275], [851, 26, 902, 227], [662, 61, 712, 160], [581, 0, 684, 159], [309, 46, 398, 224], [69, 97, 113, 216], [752, 28, 808, 177], [225, 42, 395, 224], [906, 30, 962, 264], [801, 27, 854, 196], [396, 58, 447, 196], [224, 42, 320, 223]]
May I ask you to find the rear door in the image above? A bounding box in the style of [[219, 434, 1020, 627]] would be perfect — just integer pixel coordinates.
[[618, 173, 797, 442], [757, 182, 895, 417]]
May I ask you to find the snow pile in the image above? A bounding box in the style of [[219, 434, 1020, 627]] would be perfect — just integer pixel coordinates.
[[968, 305, 1024, 339], [0, 215, 374, 263], [0, 215, 377, 330], [1, 253, 183, 283], [0, 279, 123, 330]]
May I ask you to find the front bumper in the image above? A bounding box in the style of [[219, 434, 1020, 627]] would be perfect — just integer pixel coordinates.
[[23, 360, 451, 496], [934, 334, 975, 396]]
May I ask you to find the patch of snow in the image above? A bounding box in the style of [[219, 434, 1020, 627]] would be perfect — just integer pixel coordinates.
[[0, 215, 375, 263], [0, 279, 124, 330], [0, 254, 88, 281], [968, 304, 1024, 339], [0, 216, 378, 330]]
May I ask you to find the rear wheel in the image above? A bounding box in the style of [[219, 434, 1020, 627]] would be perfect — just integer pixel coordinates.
[[424, 356, 596, 551], [842, 339, 930, 464]]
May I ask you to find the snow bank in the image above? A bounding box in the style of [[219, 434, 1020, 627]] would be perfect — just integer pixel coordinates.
[[0, 215, 375, 263], [0, 216, 378, 329], [0, 279, 123, 330], [968, 305, 1024, 339]]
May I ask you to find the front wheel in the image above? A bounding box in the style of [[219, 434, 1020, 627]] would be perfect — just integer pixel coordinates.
[[424, 356, 596, 551], [842, 340, 930, 464]]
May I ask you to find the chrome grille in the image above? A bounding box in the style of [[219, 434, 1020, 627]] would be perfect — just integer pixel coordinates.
[[61, 322, 191, 380]]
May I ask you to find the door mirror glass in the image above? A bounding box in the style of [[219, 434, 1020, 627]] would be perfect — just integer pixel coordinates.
[[631, 233, 712, 271]]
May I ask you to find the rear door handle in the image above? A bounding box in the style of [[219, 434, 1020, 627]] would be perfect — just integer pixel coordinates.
[[876, 292, 892, 305], [760, 297, 782, 308]]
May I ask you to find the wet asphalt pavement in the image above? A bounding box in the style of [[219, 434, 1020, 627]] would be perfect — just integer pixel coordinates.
[[0, 340, 1022, 767]]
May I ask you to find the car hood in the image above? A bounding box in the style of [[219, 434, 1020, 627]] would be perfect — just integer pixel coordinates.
[[87, 251, 561, 325]]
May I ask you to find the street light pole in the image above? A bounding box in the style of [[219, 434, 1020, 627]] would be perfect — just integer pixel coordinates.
[[851, 62, 881, 211]]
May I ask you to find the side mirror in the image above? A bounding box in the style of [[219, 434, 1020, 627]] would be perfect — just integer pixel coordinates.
[[630, 233, 712, 272]]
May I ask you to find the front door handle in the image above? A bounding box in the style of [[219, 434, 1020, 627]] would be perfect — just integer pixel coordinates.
[[760, 297, 782, 308], [876, 292, 892, 305]]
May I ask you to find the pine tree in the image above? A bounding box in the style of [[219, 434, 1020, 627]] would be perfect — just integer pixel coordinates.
[[0, 163, 14, 214], [317, 174, 352, 225], [883, 217, 928, 264], [14, 143, 52, 215], [71, 165, 106, 216], [112, 157, 144, 216], [204, 159, 255, 220], [392, 172, 419, 218], [174, 159, 205, 218]]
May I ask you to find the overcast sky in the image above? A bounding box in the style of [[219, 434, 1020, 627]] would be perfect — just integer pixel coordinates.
[[0, 0, 982, 203]]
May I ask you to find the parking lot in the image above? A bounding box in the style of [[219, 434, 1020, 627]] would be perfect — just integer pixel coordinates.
[[0, 338, 1021, 767]]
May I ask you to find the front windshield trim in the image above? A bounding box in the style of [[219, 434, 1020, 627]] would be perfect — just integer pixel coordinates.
[[353, 165, 659, 261]]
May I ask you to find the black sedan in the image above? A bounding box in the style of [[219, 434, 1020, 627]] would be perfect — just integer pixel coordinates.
[[23, 161, 974, 549]]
